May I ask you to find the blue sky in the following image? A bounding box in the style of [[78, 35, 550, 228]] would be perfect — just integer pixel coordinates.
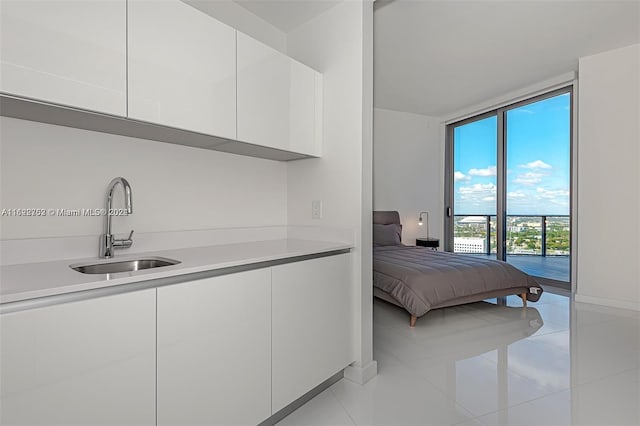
[[454, 93, 570, 216]]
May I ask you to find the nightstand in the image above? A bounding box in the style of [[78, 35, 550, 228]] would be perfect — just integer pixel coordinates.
[[416, 238, 439, 250]]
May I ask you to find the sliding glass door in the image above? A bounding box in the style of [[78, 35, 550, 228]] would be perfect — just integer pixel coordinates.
[[505, 93, 571, 282], [445, 88, 572, 285], [451, 114, 498, 255]]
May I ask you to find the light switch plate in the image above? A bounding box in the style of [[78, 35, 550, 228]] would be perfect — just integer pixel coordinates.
[[312, 200, 323, 219]]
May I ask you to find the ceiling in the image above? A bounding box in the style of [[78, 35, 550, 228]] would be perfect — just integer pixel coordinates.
[[234, 0, 341, 32], [374, 0, 640, 117]]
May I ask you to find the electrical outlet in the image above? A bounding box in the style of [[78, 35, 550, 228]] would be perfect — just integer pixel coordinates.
[[312, 200, 323, 219]]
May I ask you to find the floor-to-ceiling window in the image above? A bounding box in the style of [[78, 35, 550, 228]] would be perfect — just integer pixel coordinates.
[[445, 88, 572, 286]]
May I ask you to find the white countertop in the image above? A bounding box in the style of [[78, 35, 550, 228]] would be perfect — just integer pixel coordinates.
[[0, 239, 352, 304]]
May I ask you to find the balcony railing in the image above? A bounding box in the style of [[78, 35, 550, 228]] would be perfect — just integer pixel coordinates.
[[453, 215, 570, 256]]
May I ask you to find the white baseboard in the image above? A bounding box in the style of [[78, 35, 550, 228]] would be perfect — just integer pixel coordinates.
[[344, 360, 378, 385], [575, 293, 640, 312]]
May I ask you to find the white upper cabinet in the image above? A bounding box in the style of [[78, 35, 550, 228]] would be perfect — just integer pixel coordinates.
[[290, 61, 323, 157], [127, 0, 236, 139], [237, 32, 289, 151], [0, 0, 127, 116], [0, 0, 322, 159], [237, 32, 322, 156]]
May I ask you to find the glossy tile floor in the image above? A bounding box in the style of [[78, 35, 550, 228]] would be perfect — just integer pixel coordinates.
[[471, 254, 570, 282], [277, 290, 640, 425]]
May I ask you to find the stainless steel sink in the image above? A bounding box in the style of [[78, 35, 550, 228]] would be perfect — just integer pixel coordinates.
[[70, 257, 181, 274]]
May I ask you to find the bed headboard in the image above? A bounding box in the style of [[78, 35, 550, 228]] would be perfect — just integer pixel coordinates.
[[373, 211, 401, 225]]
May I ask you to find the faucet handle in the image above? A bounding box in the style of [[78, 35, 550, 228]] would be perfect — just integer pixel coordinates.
[[112, 230, 134, 249]]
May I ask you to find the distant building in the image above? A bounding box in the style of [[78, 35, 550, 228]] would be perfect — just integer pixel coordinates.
[[454, 237, 486, 253], [458, 216, 489, 226]]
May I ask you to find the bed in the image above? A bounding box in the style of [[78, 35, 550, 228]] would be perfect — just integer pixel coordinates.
[[373, 211, 543, 327]]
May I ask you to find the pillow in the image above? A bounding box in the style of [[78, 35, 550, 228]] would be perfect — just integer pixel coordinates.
[[373, 223, 402, 246]]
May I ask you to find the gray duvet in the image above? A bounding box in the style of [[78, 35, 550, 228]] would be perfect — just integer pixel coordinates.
[[373, 245, 542, 317]]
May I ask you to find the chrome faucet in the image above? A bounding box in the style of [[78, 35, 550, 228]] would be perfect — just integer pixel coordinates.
[[99, 177, 134, 258]]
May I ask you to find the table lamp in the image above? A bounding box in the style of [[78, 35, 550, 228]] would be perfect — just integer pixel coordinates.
[[418, 211, 430, 239]]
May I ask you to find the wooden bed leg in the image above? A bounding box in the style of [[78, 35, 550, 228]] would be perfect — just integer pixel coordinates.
[[410, 315, 417, 328], [520, 292, 527, 307]]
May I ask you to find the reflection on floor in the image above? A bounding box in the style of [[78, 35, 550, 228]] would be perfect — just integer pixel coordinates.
[[470, 254, 570, 282], [277, 292, 640, 426]]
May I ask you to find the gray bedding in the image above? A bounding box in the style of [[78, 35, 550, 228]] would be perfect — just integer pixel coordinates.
[[373, 245, 542, 317]]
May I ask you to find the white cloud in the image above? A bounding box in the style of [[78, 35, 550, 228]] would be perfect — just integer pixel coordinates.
[[468, 165, 497, 177], [454, 171, 470, 182], [536, 188, 569, 198], [535, 188, 570, 207], [513, 172, 543, 185], [457, 183, 497, 210], [521, 160, 552, 170], [507, 191, 526, 199], [459, 183, 496, 194]]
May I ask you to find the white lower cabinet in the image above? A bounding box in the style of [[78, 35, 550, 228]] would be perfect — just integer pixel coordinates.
[[0, 289, 156, 426], [271, 253, 354, 413], [0, 253, 352, 425], [157, 268, 272, 426]]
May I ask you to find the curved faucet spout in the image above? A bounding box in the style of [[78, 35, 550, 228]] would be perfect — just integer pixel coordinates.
[[100, 177, 134, 258], [104, 177, 133, 235], [107, 177, 133, 213]]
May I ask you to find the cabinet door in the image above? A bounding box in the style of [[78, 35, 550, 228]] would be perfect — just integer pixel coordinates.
[[128, 0, 236, 139], [272, 254, 354, 413], [289, 62, 322, 156], [237, 33, 321, 155], [157, 269, 271, 426], [237, 32, 289, 151], [0, 290, 156, 426], [0, 0, 127, 115]]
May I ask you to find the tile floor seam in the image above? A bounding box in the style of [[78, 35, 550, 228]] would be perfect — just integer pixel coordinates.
[[575, 315, 640, 329], [469, 386, 572, 422], [369, 351, 478, 424], [428, 359, 571, 421], [502, 367, 571, 393], [405, 365, 478, 421], [571, 365, 640, 389], [530, 326, 570, 337], [524, 327, 571, 341], [451, 417, 484, 426], [328, 384, 358, 426]]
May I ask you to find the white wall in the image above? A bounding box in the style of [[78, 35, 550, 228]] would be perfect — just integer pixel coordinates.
[[286, 1, 376, 382], [0, 117, 287, 240], [373, 108, 442, 244], [183, 0, 286, 53], [576, 43, 640, 310]]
